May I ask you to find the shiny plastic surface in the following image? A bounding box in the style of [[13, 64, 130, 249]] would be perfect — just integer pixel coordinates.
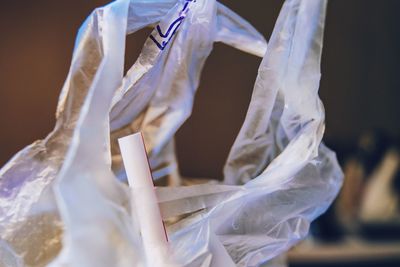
[[0, 0, 342, 266]]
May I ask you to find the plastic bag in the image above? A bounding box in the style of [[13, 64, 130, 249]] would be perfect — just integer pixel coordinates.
[[0, 0, 343, 266]]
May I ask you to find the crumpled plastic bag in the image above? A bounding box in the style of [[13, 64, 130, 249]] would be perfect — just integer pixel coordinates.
[[0, 0, 343, 266]]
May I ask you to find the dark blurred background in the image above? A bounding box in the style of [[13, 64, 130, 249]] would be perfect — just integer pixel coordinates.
[[1, 1, 400, 266]]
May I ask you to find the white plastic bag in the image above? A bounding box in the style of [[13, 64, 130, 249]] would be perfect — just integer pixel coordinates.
[[0, 0, 343, 266]]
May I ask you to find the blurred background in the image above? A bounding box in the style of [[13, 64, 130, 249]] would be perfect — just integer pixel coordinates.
[[0, 0, 399, 266]]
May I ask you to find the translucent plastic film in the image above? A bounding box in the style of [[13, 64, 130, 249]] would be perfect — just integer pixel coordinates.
[[0, 0, 342, 267]]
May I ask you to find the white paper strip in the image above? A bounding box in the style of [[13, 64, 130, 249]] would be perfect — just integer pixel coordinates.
[[118, 132, 170, 266]]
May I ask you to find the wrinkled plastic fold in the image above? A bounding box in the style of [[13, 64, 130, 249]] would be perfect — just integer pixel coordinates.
[[0, 0, 342, 267]]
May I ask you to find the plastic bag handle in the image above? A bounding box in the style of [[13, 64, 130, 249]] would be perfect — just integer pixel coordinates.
[[215, 2, 266, 57]]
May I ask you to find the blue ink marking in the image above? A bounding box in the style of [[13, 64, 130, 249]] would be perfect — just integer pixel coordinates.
[[182, 2, 189, 12], [150, 19, 183, 50], [149, 35, 165, 50], [179, 2, 189, 16], [156, 16, 185, 38], [150, 0, 195, 51]]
